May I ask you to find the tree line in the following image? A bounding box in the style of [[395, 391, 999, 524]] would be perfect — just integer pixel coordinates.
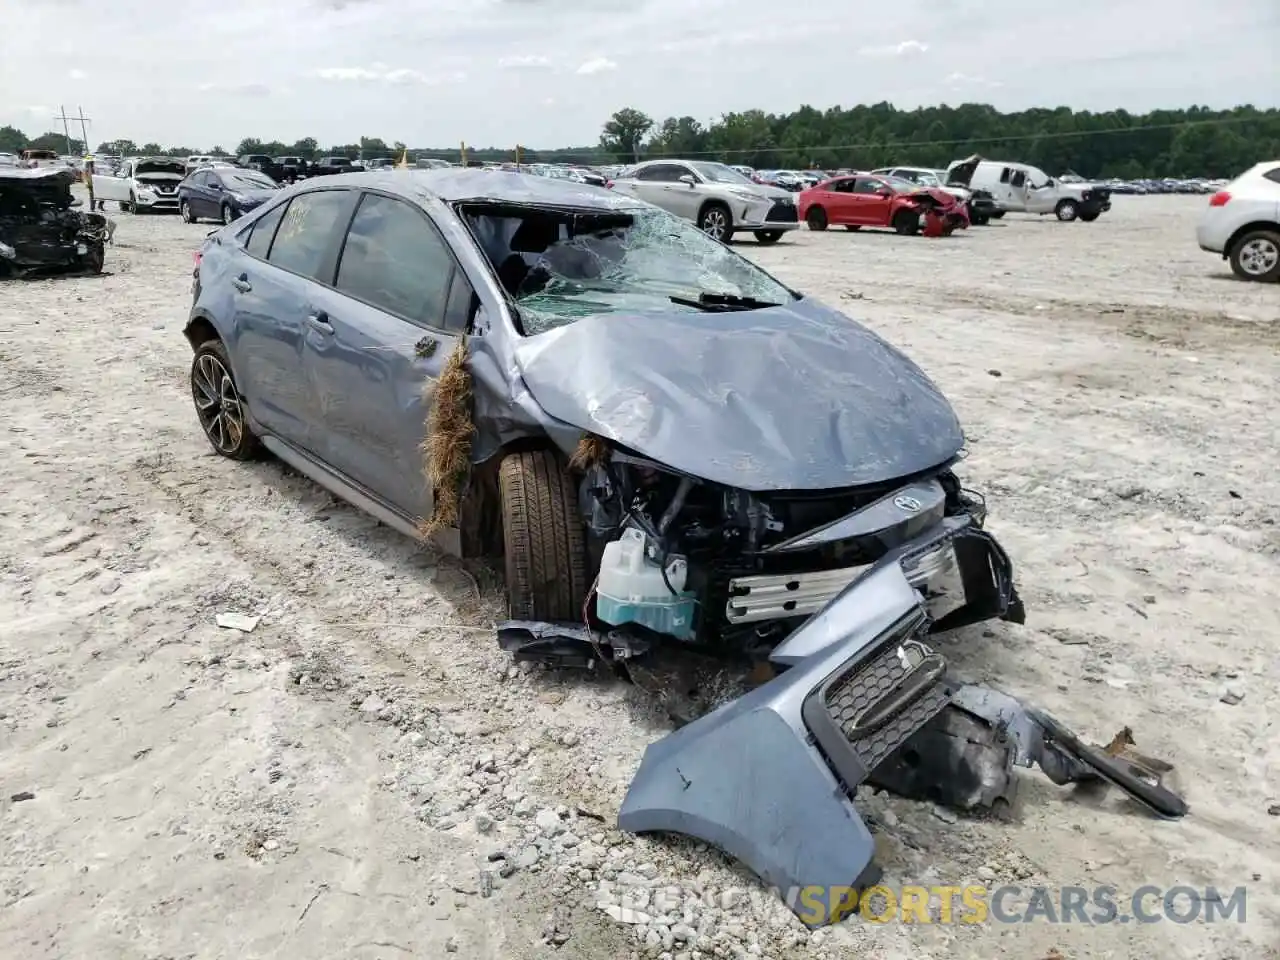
[[3, 102, 1276, 178]]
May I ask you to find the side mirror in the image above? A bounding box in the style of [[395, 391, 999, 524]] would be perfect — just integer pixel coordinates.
[[877, 187, 894, 197], [678, 174, 696, 186]]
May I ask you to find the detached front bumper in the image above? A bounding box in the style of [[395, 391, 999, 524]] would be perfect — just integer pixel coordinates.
[[619, 523, 1023, 927]]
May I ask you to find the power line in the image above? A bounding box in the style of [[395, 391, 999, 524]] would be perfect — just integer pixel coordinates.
[[640, 115, 1260, 159]]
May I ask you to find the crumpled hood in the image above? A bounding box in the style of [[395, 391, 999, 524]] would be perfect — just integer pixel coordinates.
[[512, 298, 963, 491]]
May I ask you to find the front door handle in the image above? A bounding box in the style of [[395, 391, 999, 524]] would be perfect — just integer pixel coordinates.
[[306, 311, 334, 334], [231, 274, 252, 293]]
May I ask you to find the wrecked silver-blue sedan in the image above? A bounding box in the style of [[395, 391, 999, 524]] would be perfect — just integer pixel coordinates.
[[186, 169, 1180, 928]]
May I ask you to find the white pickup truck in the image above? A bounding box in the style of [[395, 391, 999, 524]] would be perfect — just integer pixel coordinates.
[[92, 157, 186, 213]]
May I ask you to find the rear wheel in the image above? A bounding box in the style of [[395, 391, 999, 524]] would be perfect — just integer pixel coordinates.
[[990, 210, 1006, 220], [499, 449, 589, 621], [754, 230, 784, 245], [180, 199, 196, 223], [893, 209, 920, 236], [970, 212, 990, 226], [191, 340, 261, 460], [805, 206, 828, 231], [221, 203, 236, 225], [1229, 229, 1280, 282]]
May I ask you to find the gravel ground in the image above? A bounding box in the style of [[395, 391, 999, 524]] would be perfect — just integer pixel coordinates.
[[1, 191, 1277, 960]]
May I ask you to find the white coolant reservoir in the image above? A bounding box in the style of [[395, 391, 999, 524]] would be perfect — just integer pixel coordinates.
[[596, 528, 695, 639]]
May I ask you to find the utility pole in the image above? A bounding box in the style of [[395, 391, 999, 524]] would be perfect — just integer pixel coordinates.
[[53, 105, 91, 155]]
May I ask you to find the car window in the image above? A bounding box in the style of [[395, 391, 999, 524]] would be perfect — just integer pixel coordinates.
[[1010, 170, 1027, 188], [999, 167, 1011, 184], [245, 202, 287, 259], [335, 192, 456, 327], [1265, 167, 1280, 185], [852, 177, 882, 195], [266, 190, 352, 281], [828, 178, 854, 193], [636, 164, 686, 183]]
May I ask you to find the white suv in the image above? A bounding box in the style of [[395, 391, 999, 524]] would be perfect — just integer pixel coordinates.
[[1195, 160, 1280, 282], [608, 160, 800, 244]]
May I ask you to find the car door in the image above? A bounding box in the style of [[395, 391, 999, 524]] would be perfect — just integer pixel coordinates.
[[301, 189, 474, 519], [850, 176, 892, 225], [97, 161, 127, 202], [816, 178, 856, 225], [655, 163, 705, 220], [229, 188, 358, 448], [186, 171, 212, 216], [628, 163, 685, 211]]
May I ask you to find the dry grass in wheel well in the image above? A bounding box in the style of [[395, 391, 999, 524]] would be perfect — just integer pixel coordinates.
[[418, 338, 473, 537]]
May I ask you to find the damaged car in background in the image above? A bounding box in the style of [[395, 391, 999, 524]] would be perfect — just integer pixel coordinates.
[[799, 173, 970, 236], [0, 166, 112, 278], [182, 169, 1188, 928]]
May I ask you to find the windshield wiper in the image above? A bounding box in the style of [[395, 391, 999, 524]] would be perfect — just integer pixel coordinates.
[[669, 292, 783, 312]]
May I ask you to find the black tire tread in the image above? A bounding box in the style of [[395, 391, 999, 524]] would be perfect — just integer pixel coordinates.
[[499, 449, 588, 621]]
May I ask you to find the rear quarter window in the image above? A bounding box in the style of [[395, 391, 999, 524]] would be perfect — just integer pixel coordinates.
[[246, 202, 287, 259], [265, 190, 352, 281]]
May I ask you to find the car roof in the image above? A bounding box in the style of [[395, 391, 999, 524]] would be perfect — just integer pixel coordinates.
[[310, 168, 645, 211]]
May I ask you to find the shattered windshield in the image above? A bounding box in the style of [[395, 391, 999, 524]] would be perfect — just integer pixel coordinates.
[[464, 204, 796, 335], [689, 162, 753, 184]]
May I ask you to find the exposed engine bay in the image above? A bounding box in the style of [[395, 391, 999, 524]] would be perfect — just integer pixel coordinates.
[[572, 445, 1019, 655]]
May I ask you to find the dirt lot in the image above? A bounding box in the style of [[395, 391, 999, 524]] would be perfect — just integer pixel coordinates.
[[1, 191, 1277, 960]]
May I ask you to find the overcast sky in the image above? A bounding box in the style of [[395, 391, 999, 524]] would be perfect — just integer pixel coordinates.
[[2, 0, 1275, 150]]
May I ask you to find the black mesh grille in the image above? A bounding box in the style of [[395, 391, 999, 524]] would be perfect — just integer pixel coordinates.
[[766, 200, 798, 222], [823, 642, 952, 770]]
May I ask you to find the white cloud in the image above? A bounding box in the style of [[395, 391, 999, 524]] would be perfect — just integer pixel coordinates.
[[858, 39, 929, 57], [198, 81, 273, 96], [945, 72, 1002, 88], [313, 65, 465, 86], [499, 54, 552, 69], [68, 69, 88, 80], [575, 57, 617, 75]]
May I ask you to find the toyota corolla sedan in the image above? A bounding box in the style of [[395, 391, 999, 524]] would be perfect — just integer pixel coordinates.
[[186, 168, 1022, 654]]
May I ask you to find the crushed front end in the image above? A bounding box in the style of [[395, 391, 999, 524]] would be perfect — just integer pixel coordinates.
[[571, 446, 1023, 658], [0, 167, 110, 277]]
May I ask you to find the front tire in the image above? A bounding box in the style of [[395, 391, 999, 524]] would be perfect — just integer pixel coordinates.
[[498, 449, 589, 621], [990, 210, 1006, 220], [844, 225, 861, 231], [221, 203, 236, 225], [1229, 229, 1280, 282], [191, 340, 260, 460], [1078, 211, 1100, 222], [697, 203, 733, 243], [124, 196, 137, 214], [893, 209, 920, 236], [79, 242, 105, 275], [805, 207, 828, 231], [970, 212, 990, 226], [1055, 199, 1079, 222], [754, 230, 784, 245]]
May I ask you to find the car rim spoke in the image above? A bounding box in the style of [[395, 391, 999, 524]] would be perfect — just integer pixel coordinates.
[[193, 355, 244, 452]]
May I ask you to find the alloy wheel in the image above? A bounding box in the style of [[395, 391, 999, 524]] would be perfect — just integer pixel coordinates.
[[192, 353, 245, 454], [1238, 237, 1279, 277], [701, 208, 728, 240]]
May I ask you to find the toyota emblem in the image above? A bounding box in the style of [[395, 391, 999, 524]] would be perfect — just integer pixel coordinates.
[[894, 495, 922, 513]]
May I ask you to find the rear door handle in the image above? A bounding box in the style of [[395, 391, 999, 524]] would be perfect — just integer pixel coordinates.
[[231, 274, 252, 293], [306, 310, 334, 333]]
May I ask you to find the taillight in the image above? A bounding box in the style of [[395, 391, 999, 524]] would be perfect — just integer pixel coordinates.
[[1209, 191, 1230, 207]]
